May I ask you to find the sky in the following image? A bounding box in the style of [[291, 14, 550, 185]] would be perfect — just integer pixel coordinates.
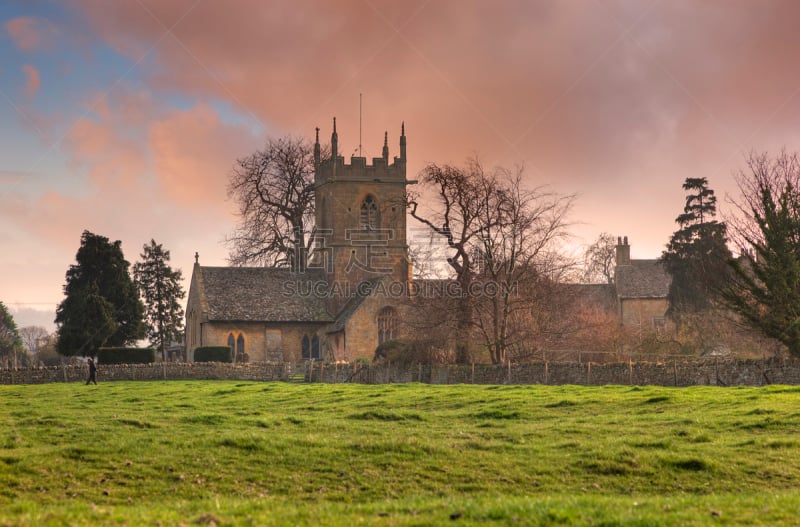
[[3, 0, 800, 332]]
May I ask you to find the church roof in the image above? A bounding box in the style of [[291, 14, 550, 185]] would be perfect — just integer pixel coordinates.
[[327, 276, 385, 333], [615, 260, 670, 299], [194, 266, 333, 323]]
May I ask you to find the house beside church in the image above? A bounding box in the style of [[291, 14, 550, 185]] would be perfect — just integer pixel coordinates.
[[185, 119, 412, 362], [613, 236, 671, 331]]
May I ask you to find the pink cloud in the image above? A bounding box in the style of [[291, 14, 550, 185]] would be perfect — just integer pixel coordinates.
[[5, 16, 58, 51], [64, 116, 148, 190], [21, 64, 40, 96], [5, 91, 255, 269], [148, 103, 259, 206]]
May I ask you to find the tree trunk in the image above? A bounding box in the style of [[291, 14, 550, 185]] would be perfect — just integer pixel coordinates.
[[454, 273, 473, 364]]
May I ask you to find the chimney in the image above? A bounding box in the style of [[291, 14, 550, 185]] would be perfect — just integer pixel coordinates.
[[616, 235, 631, 266]]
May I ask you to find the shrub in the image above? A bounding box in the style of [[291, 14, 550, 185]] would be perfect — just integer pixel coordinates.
[[374, 339, 452, 364], [98, 347, 156, 364], [194, 346, 233, 363], [374, 340, 409, 363]]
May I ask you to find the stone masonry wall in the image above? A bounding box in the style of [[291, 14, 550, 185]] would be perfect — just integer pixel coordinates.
[[3, 358, 800, 386], [0, 362, 292, 384]]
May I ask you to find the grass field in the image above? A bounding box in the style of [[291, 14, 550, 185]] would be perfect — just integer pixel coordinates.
[[1, 381, 800, 525]]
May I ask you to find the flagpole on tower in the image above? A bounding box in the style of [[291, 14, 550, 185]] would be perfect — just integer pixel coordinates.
[[359, 93, 362, 158]]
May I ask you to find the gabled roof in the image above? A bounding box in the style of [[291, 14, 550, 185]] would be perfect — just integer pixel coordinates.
[[558, 283, 618, 310], [327, 276, 385, 333], [615, 259, 670, 299], [193, 266, 333, 322]]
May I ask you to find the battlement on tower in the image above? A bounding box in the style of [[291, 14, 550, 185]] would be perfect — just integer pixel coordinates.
[[314, 118, 407, 185]]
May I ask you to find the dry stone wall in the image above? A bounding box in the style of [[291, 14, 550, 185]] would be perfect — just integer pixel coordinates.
[[0, 362, 292, 384], [2, 358, 800, 386]]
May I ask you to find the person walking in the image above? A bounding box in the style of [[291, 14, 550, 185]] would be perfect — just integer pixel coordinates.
[[86, 357, 97, 385]]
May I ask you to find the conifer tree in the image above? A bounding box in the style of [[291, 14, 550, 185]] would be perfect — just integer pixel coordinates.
[[661, 178, 731, 317], [133, 240, 185, 361], [55, 231, 145, 356], [724, 152, 800, 355]]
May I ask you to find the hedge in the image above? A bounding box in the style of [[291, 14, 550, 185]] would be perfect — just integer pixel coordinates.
[[194, 346, 233, 363], [98, 347, 156, 365]]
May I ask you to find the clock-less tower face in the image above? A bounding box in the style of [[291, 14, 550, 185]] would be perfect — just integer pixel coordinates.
[[312, 120, 411, 313]]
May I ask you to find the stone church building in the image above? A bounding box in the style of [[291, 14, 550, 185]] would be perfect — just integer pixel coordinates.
[[185, 120, 672, 363], [185, 120, 412, 362]]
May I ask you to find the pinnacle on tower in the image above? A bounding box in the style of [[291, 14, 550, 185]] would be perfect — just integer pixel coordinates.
[[331, 117, 338, 159], [382, 131, 389, 162], [399, 121, 406, 161], [314, 127, 321, 167]]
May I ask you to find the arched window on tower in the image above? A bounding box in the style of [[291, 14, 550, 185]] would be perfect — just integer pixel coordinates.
[[359, 195, 379, 230], [302, 335, 310, 360], [377, 306, 398, 345]]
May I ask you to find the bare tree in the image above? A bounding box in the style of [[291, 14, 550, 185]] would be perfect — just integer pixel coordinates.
[[226, 136, 325, 269], [19, 326, 48, 365], [409, 159, 574, 364], [408, 160, 500, 363], [583, 232, 616, 284], [407, 227, 452, 279], [472, 169, 575, 364]]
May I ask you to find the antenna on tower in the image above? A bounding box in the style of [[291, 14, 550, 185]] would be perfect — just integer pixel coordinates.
[[359, 93, 363, 157]]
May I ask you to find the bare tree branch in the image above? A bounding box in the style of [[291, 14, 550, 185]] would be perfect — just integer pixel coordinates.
[[225, 136, 327, 269]]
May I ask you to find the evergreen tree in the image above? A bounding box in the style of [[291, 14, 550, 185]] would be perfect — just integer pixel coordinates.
[[724, 152, 800, 355], [55, 231, 145, 357], [133, 240, 186, 361], [661, 178, 732, 317], [56, 283, 117, 357], [0, 301, 23, 368]]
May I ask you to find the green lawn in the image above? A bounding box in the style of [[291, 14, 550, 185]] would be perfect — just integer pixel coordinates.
[[1, 381, 800, 525]]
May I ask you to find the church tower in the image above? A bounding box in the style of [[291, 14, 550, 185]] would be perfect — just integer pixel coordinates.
[[313, 118, 412, 314]]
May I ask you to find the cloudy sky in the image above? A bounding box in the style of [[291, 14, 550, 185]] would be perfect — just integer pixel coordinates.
[[3, 0, 800, 331]]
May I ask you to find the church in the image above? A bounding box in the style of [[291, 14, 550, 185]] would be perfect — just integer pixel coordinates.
[[185, 120, 673, 363], [185, 120, 413, 362]]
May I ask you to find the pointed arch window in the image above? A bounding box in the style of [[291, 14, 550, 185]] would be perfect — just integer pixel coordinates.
[[227, 333, 235, 352], [237, 334, 245, 357], [360, 195, 379, 230], [377, 306, 398, 345], [311, 335, 320, 360], [302, 335, 310, 360]]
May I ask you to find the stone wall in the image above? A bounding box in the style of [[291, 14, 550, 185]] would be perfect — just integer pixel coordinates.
[[308, 357, 800, 386], [4, 358, 800, 386], [0, 362, 293, 385]]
